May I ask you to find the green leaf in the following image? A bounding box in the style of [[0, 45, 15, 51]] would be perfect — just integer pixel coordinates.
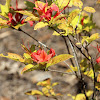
[[0, 53, 24, 62], [46, 54, 73, 68], [21, 63, 46, 74], [34, 22, 48, 30], [30, 45, 35, 52], [0, 0, 11, 16], [84, 6, 96, 13], [24, 1, 35, 11], [25, 90, 43, 95]]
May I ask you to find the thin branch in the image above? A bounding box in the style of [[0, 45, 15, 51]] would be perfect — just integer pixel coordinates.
[[48, 69, 74, 75], [62, 35, 75, 67], [67, 36, 81, 76], [85, 47, 96, 99]]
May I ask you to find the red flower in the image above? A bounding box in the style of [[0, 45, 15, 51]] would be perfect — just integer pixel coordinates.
[[7, 0, 24, 26], [96, 57, 100, 63], [92, 44, 100, 63], [33, 1, 69, 21], [49, 48, 55, 57], [8, 13, 17, 26], [31, 48, 55, 63], [81, 17, 85, 26]]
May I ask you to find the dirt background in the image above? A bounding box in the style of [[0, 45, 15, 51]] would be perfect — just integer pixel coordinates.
[[0, 0, 100, 100]]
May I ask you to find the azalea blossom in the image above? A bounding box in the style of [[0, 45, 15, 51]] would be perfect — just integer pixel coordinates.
[[96, 57, 100, 63], [7, 0, 24, 26], [33, 1, 69, 21], [92, 44, 100, 63], [31, 48, 55, 63]]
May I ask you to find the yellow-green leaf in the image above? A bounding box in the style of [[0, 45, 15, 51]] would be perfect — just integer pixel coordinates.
[[81, 33, 100, 44], [84, 69, 94, 79], [97, 74, 100, 82], [37, 78, 51, 86], [23, 53, 33, 64], [16, 10, 33, 16], [52, 82, 59, 87], [25, 16, 39, 22], [0, 0, 11, 16], [50, 89, 55, 96], [0, 18, 8, 24], [84, 6, 96, 13], [67, 94, 75, 100], [88, 33, 100, 43], [21, 64, 38, 74], [53, 31, 64, 36], [75, 94, 86, 100], [42, 87, 51, 96], [86, 90, 93, 97], [53, 0, 70, 9], [34, 22, 48, 30], [95, 82, 100, 90], [23, 53, 31, 59], [67, 9, 80, 25], [12, 23, 26, 29], [66, 65, 78, 73], [21, 63, 46, 74], [0, 53, 24, 62], [25, 90, 43, 95], [46, 54, 73, 68], [72, 0, 83, 8]]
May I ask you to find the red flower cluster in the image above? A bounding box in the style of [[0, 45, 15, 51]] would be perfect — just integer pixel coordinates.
[[33, 1, 69, 21], [31, 48, 55, 63], [92, 44, 100, 64], [7, 0, 24, 26]]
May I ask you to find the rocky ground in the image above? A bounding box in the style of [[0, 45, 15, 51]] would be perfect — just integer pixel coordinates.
[[0, 0, 100, 100]]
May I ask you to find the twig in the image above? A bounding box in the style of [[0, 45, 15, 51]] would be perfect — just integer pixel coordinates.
[[62, 35, 75, 67], [48, 69, 74, 75], [67, 36, 81, 76], [85, 47, 96, 99], [67, 36, 89, 100]]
